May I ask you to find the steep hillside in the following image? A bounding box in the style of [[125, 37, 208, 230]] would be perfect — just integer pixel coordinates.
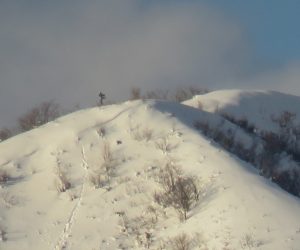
[[0, 99, 300, 250], [184, 90, 300, 197]]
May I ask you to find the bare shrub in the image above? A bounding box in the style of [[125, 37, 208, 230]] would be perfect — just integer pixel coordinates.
[[132, 85, 208, 102], [193, 121, 210, 136], [221, 113, 255, 134], [67, 191, 78, 201], [0, 225, 7, 242], [117, 211, 157, 249], [89, 171, 103, 189], [129, 216, 154, 247], [195, 119, 248, 157], [0, 128, 12, 142], [240, 233, 263, 249], [155, 163, 201, 220], [144, 89, 169, 100], [271, 111, 296, 129], [19, 108, 39, 131], [145, 231, 152, 249], [1, 191, 19, 208], [141, 128, 153, 141], [0, 170, 11, 185], [173, 176, 201, 220], [222, 130, 235, 150], [155, 137, 176, 154], [146, 205, 160, 224], [171, 233, 192, 250], [262, 132, 285, 154], [272, 168, 300, 197], [117, 212, 142, 242], [117, 211, 129, 233], [130, 87, 141, 100], [97, 126, 106, 138], [55, 169, 71, 193], [271, 111, 300, 156], [102, 142, 113, 163], [195, 118, 300, 197], [157, 162, 183, 194], [259, 152, 276, 177], [212, 129, 226, 143], [194, 113, 300, 198], [101, 142, 116, 185], [238, 118, 255, 133], [174, 86, 208, 102], [153, 190, 179, 212], [19, 100, 60, 131], [131, 126, 153, 142]]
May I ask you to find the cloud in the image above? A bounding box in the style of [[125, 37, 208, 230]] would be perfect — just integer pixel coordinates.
[[237, 62, 300, 96], [0, 0, 284, 128]]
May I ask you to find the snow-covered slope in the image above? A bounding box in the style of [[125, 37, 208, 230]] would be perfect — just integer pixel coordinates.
[[183, 89, 300, 133], [0, 99, 300, 250]]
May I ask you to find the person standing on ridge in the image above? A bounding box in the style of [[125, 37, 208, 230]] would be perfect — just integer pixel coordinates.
[[99, 92, 106, 106]]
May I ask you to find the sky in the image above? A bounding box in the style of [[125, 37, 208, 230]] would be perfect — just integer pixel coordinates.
[[1, 0, 300, 128]]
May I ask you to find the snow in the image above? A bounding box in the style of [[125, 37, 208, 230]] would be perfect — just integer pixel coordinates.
[[183, 90, 300, 136], [183, 89, 300, 133], [0, 96, 300, 249]]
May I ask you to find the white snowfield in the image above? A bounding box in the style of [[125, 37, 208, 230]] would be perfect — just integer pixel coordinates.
[[0, 92, 300, 250]]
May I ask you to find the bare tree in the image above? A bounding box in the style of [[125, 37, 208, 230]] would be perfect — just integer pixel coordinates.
[[173, 177, 198, 220], [129, 85, 209, 102], [158, 162, 183, 194], [144, 89, 169, 100], [130, 87, 141, 100], [155, 163, 201, 220], [271, 111, 296, 129], [174, 86, 208, 102], [0, 128, 12, 142], [19, 100, 60, 131]]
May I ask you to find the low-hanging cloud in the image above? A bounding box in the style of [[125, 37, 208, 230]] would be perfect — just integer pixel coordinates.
[[0, 0, 299, 128], [242, 62, 300, 96]]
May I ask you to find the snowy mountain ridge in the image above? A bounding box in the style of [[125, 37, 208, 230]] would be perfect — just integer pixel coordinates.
[[0, 91, 300, 250], [183, 89, 300, 133]]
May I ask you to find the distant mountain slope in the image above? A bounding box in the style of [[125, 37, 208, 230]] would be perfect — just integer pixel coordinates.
[[0, 99, 300, 250], [184, 90, 300, 197], [183, 89, 300, 133]]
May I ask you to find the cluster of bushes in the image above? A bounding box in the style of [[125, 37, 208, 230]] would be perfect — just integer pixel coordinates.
[[0, 128, 12, 142], [0, 100, 61, 142], [220, 113, 256, 134], [18, 100, 60, 131], [116, 160, 204, 248], [194, 111, 300, 197], [270, 111, 300, 159], [130, 86, 209, 102]]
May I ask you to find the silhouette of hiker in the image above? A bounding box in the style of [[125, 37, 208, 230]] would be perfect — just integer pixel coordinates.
[[99, 92, 106, 106]]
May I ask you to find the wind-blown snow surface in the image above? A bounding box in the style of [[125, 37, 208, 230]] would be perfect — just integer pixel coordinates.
[[0, 99, 300, 249]]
